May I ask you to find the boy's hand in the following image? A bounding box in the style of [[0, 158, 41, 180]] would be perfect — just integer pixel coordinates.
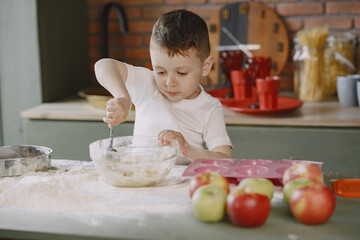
[[103, 97, 132, 128], [158, 130, 189, 156], [158, 129, 232, 161]]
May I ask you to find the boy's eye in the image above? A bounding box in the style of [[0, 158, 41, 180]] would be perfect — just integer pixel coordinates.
[[178, 72, 187, 76], [157, 71, 165, 75]]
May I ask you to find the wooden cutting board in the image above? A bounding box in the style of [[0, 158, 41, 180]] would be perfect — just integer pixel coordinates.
[[207, 2, 289, 87]]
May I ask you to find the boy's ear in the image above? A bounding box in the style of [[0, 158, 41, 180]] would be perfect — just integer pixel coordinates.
[[201, 56, 214, 77]]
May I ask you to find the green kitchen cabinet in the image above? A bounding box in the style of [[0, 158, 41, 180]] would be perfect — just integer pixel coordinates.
[[227, 125, 360, 176], [23, 119, 134, 161]]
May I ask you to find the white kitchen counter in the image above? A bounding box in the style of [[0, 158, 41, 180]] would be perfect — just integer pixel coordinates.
[[0, 160, 191, 239], [0, 159, 360, 240]]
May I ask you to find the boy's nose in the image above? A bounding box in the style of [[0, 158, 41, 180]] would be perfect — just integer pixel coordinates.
[[166, 75, 177, 87]]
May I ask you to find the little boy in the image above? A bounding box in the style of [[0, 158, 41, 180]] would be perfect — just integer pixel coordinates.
[[95, 9, 232, 164]]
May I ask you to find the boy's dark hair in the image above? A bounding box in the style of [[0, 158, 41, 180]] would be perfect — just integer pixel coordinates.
[[150, 9, 210, 61]]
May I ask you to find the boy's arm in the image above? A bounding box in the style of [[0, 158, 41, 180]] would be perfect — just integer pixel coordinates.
[[94, 58, 132, 127], [158, 130, 232, 161], [94, 58, 130, 99], [185, 144, 232, 160]]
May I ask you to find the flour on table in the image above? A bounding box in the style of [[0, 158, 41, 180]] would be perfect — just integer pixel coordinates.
[[0, 160, 190, 215]]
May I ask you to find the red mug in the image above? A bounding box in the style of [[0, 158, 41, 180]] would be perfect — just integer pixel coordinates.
[[256, 76, 280, 110], [230, 70, 252, 99]]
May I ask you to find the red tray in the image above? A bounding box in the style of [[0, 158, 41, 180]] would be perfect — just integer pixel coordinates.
[[182, 159, 323, 186], [221, 97, 303, 115]]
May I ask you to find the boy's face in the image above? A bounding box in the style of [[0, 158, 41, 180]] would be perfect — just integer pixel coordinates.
[[150, 44, 205, 102]]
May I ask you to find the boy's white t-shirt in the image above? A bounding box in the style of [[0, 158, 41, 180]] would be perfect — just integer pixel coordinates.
[[125, 63, 232, 153]]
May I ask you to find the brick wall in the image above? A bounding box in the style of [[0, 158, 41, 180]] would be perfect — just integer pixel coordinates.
[[87, 0, 360, 89]]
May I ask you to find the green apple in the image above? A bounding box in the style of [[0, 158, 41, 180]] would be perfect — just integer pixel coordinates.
[[283, 178, 314, 204], [191, 184, 227, 222], [237, 177, 274, 200]]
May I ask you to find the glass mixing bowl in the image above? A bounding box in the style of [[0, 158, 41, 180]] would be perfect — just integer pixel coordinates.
[[89, 136, 178, 187]]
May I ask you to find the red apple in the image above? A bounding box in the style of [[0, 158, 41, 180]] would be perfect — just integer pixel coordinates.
[[282, 163, 323, 186], [226, 189, 271, 227], [290, 184, 336, 225], [189, 171, 229, 198]]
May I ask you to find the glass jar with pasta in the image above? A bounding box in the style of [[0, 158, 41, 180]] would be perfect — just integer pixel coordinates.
[[324, 34, 356, 96], [294, 27, 329, 101]]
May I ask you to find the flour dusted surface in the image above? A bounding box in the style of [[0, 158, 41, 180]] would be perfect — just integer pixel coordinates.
[[0, 160, 189, 215]]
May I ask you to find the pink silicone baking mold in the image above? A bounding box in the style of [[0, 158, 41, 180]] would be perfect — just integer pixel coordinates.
[[182, 159, 323, 186]]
